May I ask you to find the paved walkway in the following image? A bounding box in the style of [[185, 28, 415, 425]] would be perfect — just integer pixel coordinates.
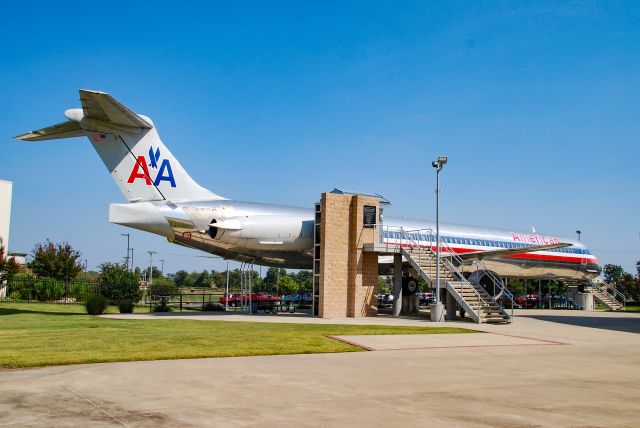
[[1, 310, 639, 427]]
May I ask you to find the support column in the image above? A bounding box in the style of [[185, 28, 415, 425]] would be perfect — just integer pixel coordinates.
[[392, 253, 403, 316], [538, 279, 542, 309], [446, 290, 457, 320]]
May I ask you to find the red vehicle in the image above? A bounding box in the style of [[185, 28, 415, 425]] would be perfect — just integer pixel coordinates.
[[219, 293, 240, 306], [515, 294, 540, 309], [220, 293, 280, 307]]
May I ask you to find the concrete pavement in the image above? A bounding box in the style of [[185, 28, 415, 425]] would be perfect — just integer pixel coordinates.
[[1, 310, 639, 427]]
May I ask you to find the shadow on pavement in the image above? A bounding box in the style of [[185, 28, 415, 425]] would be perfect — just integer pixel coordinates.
[[522, 314, 640, 334], [0, 307, 80, 317]]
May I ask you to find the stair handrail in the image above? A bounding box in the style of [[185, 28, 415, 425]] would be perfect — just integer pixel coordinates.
[[432, 233, 514, 320], [587, 283, 616, 306], [604, 283, 627, 308], [385, 225, 514, 321], [590, 282, 627, 309], [395, 227, 491, 315]]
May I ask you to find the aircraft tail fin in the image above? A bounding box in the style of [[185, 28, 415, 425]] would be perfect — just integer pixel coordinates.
[[16, 90, 223, 203]]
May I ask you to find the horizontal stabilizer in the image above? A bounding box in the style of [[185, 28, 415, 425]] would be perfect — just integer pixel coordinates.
[[15, 120, 87, 141]]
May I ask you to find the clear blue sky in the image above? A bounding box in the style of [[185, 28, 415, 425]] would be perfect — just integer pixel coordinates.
[[1, 1, 638, 274]]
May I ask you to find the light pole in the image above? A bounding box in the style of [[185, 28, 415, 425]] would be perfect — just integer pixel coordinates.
[[576, 230, 582, 241], [147, 251, 156, 286], [225, 260, 230, 311], [159, 259, 165, 277], [431, 155, 447, 322], [121, 233, 130, 270]]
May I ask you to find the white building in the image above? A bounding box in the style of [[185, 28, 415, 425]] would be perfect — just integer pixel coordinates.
[[0, 180, 13, 297], [0, 180, 11, 252]]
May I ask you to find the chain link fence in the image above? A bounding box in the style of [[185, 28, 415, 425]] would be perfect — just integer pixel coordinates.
[[1, 277, 99, 303]]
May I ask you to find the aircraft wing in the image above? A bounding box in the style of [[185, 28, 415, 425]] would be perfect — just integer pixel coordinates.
[[15, 120, 85, 141], [456, 242, 572, 261], [79, 89, 152, 129]]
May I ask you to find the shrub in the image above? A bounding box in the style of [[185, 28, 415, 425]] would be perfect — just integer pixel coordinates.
[[7, 280, 32, 301], [71, 282, 96, 301], [203, 302, 224, 311], [118, 299, 134, 313], [32, 278, 65, 301], [86, 295, 107, 315], [98, 262, 142, 304], [148, 279, 179, 297], [153, 297, 172, 313]]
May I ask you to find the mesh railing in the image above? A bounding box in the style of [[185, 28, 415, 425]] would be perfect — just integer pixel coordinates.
[[1, 277, 99, 303]]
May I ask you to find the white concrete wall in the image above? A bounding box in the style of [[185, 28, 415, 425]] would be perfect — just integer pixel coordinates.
[[0, 180, 12, 298], [0, 180, 12, 252]]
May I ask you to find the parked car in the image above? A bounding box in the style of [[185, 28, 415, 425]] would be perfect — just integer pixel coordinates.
[[376, 294, 394, 307], [515, 294, 540, 309], [219, 294, 239, 306], [496, 296, 521, 309], [418, 292, 434, 306], [303, 293, 313, 306], [544, 295, 583, 310]]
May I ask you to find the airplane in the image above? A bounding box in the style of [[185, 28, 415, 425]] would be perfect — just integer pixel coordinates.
[[16, 90, 601, 288]]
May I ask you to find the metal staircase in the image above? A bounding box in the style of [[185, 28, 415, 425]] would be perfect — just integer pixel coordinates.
[[397, 228, 512, 324], [587, 283, 626, 311]]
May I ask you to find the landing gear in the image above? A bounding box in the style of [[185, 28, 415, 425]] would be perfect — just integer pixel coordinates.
[[402, 277, 419, 295]]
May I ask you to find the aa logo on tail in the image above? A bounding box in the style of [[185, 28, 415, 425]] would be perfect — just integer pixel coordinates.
[[127, 146, 176, 188]]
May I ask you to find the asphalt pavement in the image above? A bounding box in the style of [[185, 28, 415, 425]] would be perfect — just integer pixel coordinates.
[[1, 309, 639, 427]]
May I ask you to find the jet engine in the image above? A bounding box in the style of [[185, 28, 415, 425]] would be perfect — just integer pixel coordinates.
[[206, 215, 313, 251]]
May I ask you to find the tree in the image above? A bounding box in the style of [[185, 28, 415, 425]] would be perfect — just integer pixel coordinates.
[[194, 270, 212, 288], [248, 270, 262, 290], [98, 262, 142, 304], [603, 264, 625, 284], [618, 272, 640, 302], [229, 269, 242, 291], [378, 277, 392, 294], [174, 270, 191, 287], [291, 270, 313, 292], [29, 240, 83, 281], [278, 275, 300, 294], [150, 278, 179, 297], [212, 270, 226, 289], [0, 245, 22, 283], [263, 267, 287, 289]]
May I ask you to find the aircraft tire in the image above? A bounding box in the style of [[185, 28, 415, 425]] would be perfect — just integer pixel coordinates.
[[402, 277, 419, 295]]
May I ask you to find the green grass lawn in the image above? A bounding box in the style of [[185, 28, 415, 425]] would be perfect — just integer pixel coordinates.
[[0, 302, 473, 369], [623, 305, 640, 313]]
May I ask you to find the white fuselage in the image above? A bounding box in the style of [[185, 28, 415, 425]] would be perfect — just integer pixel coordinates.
[[109, 198, 601, 280]]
